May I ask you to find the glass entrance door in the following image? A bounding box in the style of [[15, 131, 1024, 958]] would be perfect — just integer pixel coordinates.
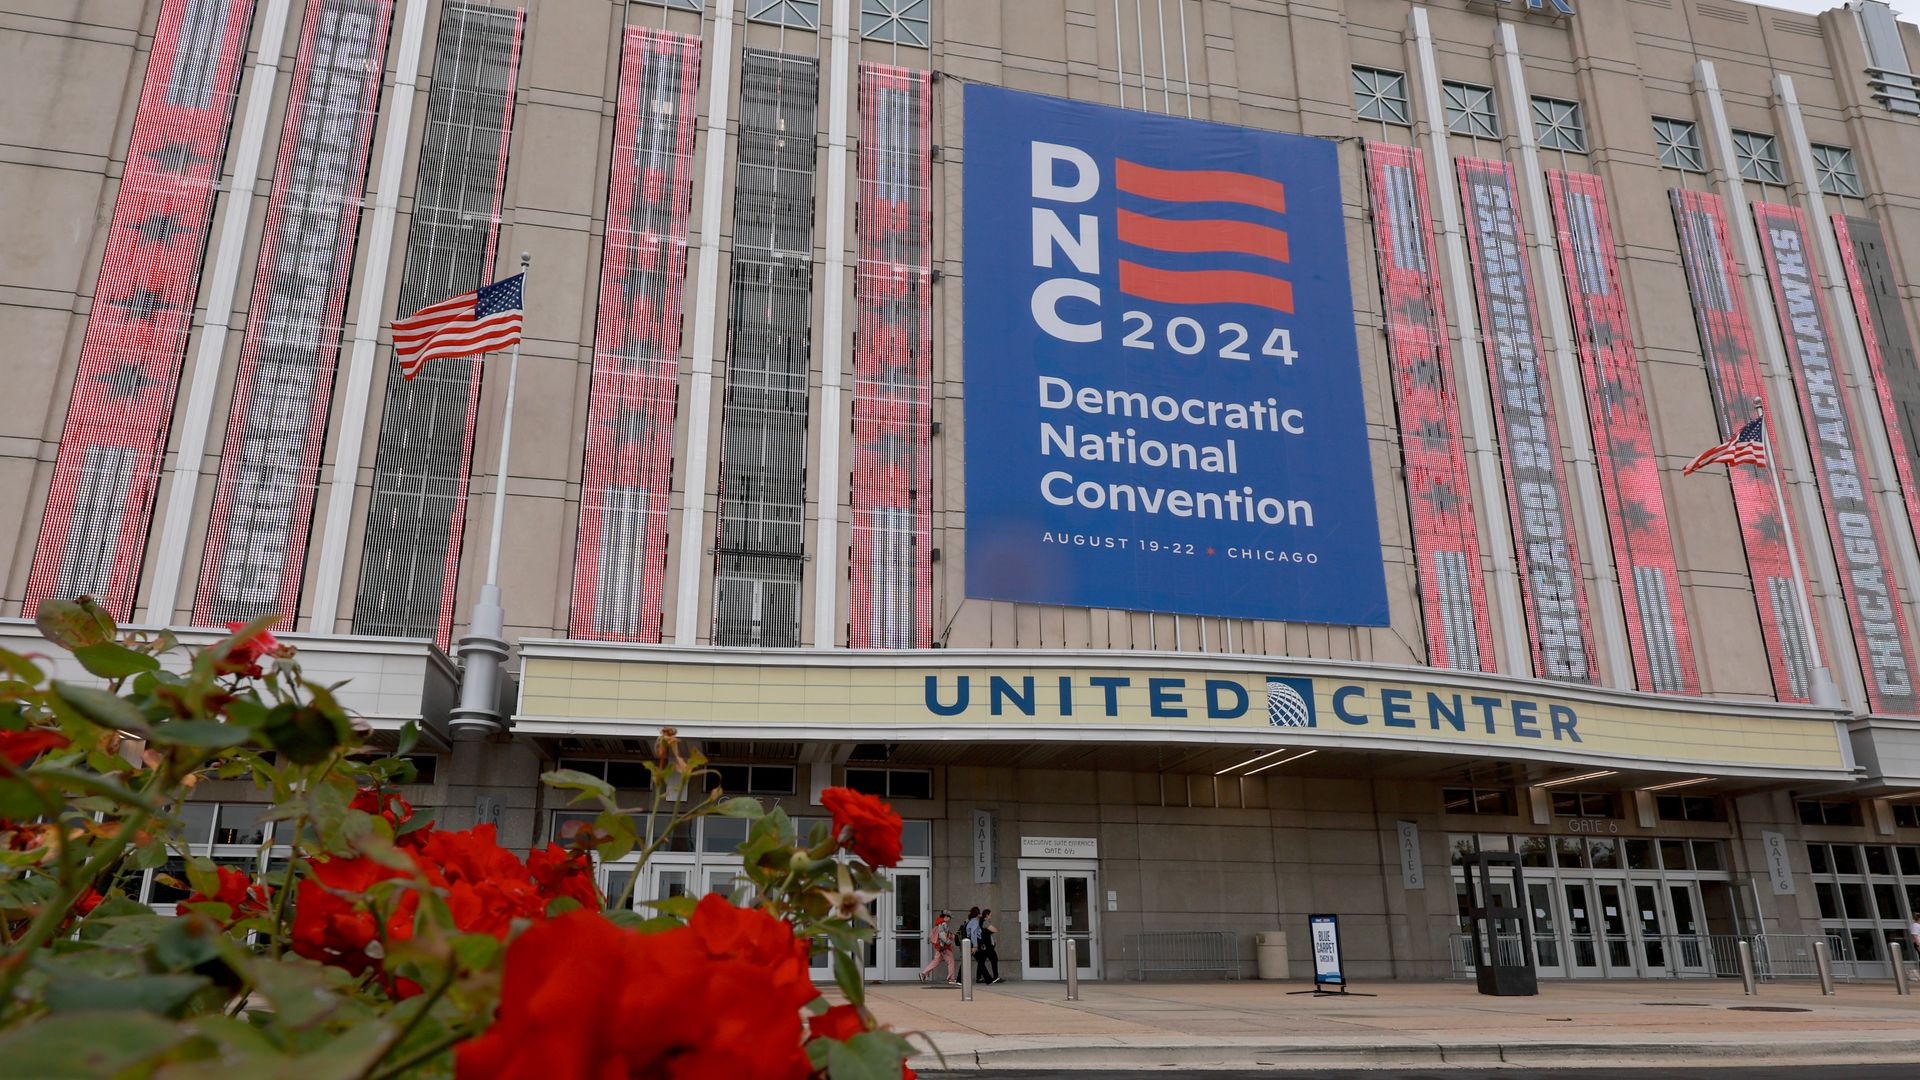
[[1020, 868, 1099, 980], [1595, 881, 1636, 975], [867, 868, 929, 983], [1526, 882, 1566, 977], [1667, 883, 1710, 974], [1634, 883, 1668, 972], [1561, 882, 1604, 977]]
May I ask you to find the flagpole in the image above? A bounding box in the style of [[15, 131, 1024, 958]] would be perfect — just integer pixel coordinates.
[[1756, 396, 1842, 709], [451, 252, 530, 740]]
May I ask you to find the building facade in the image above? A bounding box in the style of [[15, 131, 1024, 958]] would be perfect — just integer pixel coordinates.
[[6, 0, 1920, 981]]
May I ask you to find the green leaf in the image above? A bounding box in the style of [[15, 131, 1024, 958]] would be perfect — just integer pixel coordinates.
[[150, 719, 252, 748], [593, 810, 637, 862], [76, 894, 154, 940], [184, 855, 220, 898], [833, 946, 866, 1007], [50, 680, 151, 733], [0, 1011, 186, 1079], [825, 1032, 907, 1080], [638, 894, 698, 919], [44, 973, 211, 1017], [151, 913, 224, 973], [0, 647, 47, 685], [71, 641, 161, 679], [395, 718, 420, 757], [541, 768, 616, 806], [450, 931, 504, 972], [716, 795, 766, 819], [259, 703, 353, 765], [35, 596, 118, 651], [243, 955, 353, 1029]]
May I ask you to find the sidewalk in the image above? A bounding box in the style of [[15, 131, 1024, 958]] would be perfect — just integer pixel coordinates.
[[863, 978, 1920, 1071]]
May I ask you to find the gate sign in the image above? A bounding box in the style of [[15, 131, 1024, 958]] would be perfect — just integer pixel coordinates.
[[961, 86, 1386, 625], [1309, 913, 1345, 986]]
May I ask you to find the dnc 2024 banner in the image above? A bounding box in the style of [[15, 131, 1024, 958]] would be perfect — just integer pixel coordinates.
[[962, 86, 1386, 625]]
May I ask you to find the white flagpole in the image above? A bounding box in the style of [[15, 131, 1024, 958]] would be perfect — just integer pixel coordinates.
[[452, 253, 530, 740], [1755, 396, 1841, 709]]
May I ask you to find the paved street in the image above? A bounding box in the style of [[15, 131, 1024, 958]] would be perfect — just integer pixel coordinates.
[[864, 979, 1920, 1072]]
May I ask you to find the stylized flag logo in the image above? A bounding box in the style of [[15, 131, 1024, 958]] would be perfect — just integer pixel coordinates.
[[1113, 159, 1294, 313]]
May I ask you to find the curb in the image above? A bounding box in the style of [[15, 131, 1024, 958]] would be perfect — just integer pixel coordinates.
[[914, 1036, 1920, 1071]]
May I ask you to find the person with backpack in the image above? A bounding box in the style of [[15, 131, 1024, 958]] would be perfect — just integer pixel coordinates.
[[975, 908, 1002, 984], [919, 912, 956, 983], [963, 905, 982, 951]]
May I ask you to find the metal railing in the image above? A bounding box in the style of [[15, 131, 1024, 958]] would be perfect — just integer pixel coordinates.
[[1125, 930, 1241, 980], [1449, 931, 1919, 982]]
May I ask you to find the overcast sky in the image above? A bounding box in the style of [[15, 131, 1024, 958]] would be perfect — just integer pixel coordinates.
[[1755, 0, 1916, 19]]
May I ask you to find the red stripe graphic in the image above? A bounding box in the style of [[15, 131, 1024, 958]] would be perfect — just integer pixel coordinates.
[[1116, 209, 1289, 262], [1115, 159, 1286, 215], [1118, 262, 1293, 312]]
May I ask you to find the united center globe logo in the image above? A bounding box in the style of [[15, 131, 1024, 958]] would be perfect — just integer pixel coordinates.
[[1267, 677, 1314, 727]]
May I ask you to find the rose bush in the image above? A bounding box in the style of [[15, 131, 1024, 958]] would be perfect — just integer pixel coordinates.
[[0, 599, 929, 1078]]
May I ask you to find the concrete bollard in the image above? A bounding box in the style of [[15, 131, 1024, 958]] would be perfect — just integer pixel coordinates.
[[1737, 939, 1757, 996], [1814, 938, 1835, 996], [1894, 941, 1912, 997], [962, 939, 974, 1001], [1066, 938, 1080, 1001]]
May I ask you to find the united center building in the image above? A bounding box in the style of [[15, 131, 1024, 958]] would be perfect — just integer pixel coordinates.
[[6, 0, 1920, 983]]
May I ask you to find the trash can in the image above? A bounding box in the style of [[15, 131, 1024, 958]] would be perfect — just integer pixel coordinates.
[[1255, 931, 1289, 980]]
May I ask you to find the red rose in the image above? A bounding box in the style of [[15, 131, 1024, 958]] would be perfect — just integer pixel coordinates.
[[1, 728, 70, 766], [290, 855, 417, 976], [525, 843, 599, 911], [180, 865, 272, 924], [807, 1003, 868, 1042], [457, 903, 819, 1080], [220, 622, 284, 678], [820, 787, 904, 868], [74, 888, 104, 916], [350, 787, 427, 843]]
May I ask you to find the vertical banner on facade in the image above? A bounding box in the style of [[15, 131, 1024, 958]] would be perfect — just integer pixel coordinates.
[[1362, 143, 1496, 671], [962, 85, 1387, 624], [566, 29, 701, 642], [1670, 191, 1818, 703], [1833, 214, 1920, 555], [192, 0, 395, 626], [1546, 171, 1698, 695], [848, 65, 934, 649], [711, 51, 820, 646], [353, 2, 524, 647], [1455, 158, 1595, 683], [23, 0, 255, 619], [1753, 203, 1919, 715]]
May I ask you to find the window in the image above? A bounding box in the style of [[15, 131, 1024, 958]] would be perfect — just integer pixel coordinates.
[[635, 0, 702, 8], [1443, 787, 1515, 816], [1732, 130, 1784, 184], [844, 767, 933, 800], [1811, 144, 1862, 197], [1550, 791, 1618, 819], [749, 0, 819, 29], [705, 763, 797, 796], [1352, 66, 1410, 126], [1531, 96, 1587, 152], [1442, 81, 1499, 139], [1653, 117, 1704, 171], [1894, 804, 1920, 830], [1798, 799, 1862, 826], [860, 0, 928, 46], [558, 757, 653, 791], [1656, 794, 1726, 822], [402, 754, 439, 786]]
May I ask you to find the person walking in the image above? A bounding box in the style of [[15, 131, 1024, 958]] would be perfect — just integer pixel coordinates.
[[919, 912, 956, 983], [963, 905, 982, 954], [976, 908, 1002, 984]]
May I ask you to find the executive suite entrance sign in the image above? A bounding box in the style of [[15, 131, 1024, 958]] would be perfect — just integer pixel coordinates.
[[515, 644, 1852, 779]]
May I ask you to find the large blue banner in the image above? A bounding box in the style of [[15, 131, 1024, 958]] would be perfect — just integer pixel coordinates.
[[962, 86, 1387, 625]]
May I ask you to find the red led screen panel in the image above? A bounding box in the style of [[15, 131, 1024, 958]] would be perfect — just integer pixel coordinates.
[[849, 65, 934, 649], [567, 28, 702, 642], [1670, 191, 1822, 703], [191, 0, 395, 627], [1753, 202, 1919, 715], [23, 0, 255, 619], [1546, 171, 1698, 695], [1362, 143, 1495, 671], [1833, 214, 1920, 559], [1456, 158, 1596, 683], [352, 2, 524, 649]]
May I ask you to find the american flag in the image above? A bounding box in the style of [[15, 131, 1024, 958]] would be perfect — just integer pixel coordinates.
[[391, 273, 524, 380], [1683, 415, 1769, 475]]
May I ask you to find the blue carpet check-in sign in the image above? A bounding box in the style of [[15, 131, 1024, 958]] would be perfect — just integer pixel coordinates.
[[962, 86, 1386, 624]]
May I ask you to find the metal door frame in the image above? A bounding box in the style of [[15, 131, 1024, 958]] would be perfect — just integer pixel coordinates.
[[1018, 860, 1101, 981]]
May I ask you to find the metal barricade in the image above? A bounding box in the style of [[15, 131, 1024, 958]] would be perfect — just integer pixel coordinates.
[[1125, 930, 1241, 981]]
